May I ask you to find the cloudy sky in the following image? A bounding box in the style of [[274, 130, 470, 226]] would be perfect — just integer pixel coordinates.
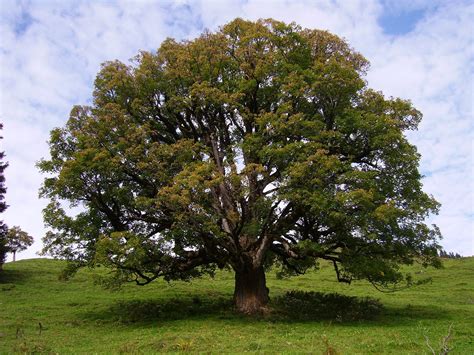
[[1, 0, 472, 261]]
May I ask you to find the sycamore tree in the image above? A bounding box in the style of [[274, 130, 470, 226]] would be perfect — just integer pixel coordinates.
[[39, 19, 441, 314]]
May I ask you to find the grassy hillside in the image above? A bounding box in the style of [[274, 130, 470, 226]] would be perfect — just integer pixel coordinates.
[[0, 258, 473, 353]]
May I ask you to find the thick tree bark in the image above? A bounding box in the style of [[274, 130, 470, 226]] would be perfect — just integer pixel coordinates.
[[233, 265, 269, 314]]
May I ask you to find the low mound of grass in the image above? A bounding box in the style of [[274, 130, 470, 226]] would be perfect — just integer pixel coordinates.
[[1, 257, 473, 353]]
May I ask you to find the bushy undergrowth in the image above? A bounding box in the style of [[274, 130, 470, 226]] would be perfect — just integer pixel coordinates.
[[274, 290, 383, 322]]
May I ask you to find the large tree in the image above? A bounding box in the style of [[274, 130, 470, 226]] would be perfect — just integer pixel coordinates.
[[39, 19, 441, 314], [0, 123, 8, 270]]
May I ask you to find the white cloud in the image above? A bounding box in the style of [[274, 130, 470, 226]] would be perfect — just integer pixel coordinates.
[[1, 0, 472, 261], [364, 1, 474, 254], [1, 0, 174, 261]]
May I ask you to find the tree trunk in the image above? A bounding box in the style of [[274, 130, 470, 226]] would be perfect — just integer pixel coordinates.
[[233, 265, 269, 314], [12, 251, 16, 262]]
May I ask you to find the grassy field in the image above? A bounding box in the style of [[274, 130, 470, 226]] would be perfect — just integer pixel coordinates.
[[0, 258, 473, 354]]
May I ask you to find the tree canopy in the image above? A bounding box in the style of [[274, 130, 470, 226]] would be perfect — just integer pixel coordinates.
[[6, 226, 34, 262], [39, 18, 441, 313]]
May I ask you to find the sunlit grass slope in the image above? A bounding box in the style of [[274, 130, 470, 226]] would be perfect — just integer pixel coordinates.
[[1, 257, 473, 353]]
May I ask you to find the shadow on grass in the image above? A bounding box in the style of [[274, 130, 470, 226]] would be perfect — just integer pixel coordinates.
[[380, 303, 452, 326], [0, 269, 30, 287], [82, 295, 235, 325], [272, 291, 451, 326], [81, 289, 452, 326]]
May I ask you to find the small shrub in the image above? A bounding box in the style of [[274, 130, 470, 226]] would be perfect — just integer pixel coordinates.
[[424, 323, 454, 355]]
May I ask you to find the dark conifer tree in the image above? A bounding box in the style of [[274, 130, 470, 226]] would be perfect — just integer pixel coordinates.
[[0, 123, 8, 269]]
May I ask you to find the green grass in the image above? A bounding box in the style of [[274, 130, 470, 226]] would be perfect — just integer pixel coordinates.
[[1, 258, 473, 354]]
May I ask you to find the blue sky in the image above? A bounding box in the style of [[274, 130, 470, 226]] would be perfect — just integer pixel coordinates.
[[1, 0, 473, 260], [379, 7, 426, 35]]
